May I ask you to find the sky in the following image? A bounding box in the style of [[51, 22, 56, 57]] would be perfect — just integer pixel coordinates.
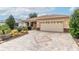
[[0, 7, 75, 20]]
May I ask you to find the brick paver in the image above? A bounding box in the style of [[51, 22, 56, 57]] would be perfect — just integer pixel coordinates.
[[0, 30, 78, 51]]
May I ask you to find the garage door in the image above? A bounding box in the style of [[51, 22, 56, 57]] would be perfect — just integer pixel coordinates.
[[40, 21, 64, 32]]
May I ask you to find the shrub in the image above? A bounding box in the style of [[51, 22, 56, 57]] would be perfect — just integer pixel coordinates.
[[0, 24, 11, 35], [17, 27, 23, 32], [27, 26, 32, 30], [10, 29, 19, 37], [21, 30, 28, 33], [23, 27, 28, 31], [69, 9, 79, 38]]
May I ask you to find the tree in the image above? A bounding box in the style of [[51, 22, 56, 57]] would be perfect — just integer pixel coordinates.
[[29, 13, 37, 18], [69, 9, 79, 38], [5, 15, 15, 29]]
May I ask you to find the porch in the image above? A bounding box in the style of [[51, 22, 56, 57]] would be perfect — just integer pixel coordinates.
[[25, 20, 37, 30]]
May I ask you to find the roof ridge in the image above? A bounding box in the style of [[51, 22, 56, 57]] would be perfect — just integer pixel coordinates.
[[38, 14, 69, 17]]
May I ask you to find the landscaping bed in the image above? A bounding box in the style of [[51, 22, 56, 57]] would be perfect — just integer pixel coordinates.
[[0, 15, 29, 44], [0, 30, 28, 44], [0, 25, 28, 44], [74, 39, 79, 46]]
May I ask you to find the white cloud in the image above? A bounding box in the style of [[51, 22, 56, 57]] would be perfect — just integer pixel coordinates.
[[0, 7, 32, 20], [0, 7, 56, 20], [0, 7, 71, 20], [1, 8, 30, 16]]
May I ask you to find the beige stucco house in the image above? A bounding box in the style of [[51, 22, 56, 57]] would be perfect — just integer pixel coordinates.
[[25, 15, 70, 32], [15, 20, 27, 28]]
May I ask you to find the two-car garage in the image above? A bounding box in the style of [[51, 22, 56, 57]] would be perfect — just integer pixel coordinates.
[[40, 20, 64, 32]]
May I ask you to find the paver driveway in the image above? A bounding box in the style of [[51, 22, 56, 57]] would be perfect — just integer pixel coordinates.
[[0, 30, 78, 51]]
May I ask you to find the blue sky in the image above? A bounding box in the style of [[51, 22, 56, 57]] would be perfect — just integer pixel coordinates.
[[0, 7, 75, 20]]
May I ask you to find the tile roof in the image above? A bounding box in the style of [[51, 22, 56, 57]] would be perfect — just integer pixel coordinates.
[[27, 15, 69, 21]]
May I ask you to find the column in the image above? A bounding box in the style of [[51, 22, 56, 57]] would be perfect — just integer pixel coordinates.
[[29, 22, 31, 27]]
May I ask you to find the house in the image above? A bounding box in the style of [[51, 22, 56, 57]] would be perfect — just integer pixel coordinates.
[[15, 19, 27, 28], [25, 15, 70, 32]]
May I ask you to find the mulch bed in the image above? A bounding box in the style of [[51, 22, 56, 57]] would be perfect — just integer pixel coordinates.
[[74, 39, 79, 46], [0, 32, 28, 44], [9, 32, 28, 39]]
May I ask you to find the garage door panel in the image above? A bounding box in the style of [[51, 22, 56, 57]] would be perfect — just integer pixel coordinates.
[[40, 23, 63, 32]]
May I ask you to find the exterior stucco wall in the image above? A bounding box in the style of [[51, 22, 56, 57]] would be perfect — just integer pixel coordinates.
[[63, 18, 70, 29], [36, 18, 69, 30]]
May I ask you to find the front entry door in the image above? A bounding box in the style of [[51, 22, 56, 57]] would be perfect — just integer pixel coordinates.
[[31, 22, 36, 29]]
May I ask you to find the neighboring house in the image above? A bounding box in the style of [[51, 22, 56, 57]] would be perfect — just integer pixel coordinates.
[[15, 19, 27, 28], [25, 15, 69, 32]]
